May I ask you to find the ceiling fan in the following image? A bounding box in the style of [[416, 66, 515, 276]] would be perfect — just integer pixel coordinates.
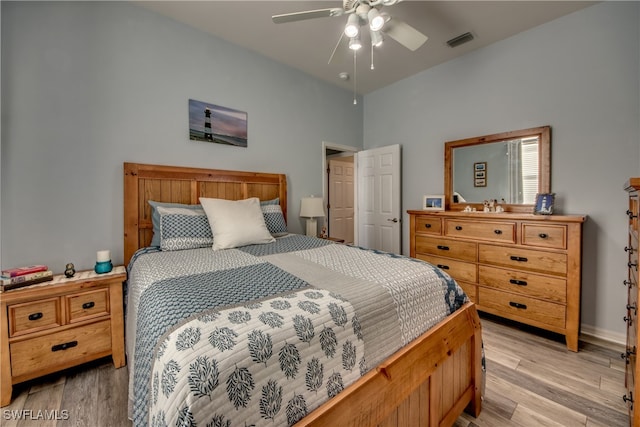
[[272, 0, 428, 58]]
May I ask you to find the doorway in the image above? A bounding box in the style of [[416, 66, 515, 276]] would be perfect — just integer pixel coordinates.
[[323, 142, 358, 244]]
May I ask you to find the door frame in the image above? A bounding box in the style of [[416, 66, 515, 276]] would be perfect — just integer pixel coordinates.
[[322, 141, 359, 244]]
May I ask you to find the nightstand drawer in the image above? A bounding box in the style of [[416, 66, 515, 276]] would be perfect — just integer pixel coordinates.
[[8, 298, 62, 337], [10, 320, 112, 379], [66, 288, 109, 323]]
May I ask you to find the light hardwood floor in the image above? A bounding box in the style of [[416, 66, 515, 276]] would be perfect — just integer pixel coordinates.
[[1, 315, 629, 427]]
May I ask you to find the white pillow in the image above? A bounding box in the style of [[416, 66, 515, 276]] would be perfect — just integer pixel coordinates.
[[199, 197, 275, 250]]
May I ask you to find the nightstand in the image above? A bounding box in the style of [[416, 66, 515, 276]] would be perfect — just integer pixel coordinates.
[[0, 266, 126, 406]]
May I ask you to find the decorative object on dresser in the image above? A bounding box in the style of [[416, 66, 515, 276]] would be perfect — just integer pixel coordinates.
[[0, 266, 126, 406], [623, 177, 640, 425], [1, 266, 53, 292], [94, 250, 113, 274], [64, 263, 76, 278], [422, 194, 445, 211], [534, 193, 555, 215], [408, 210, 586, 351]]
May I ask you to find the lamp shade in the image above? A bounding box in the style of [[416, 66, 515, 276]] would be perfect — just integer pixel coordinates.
[[300, 197, 325, 218]]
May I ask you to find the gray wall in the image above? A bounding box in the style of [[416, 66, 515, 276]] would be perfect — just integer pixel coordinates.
[[363, 1, 640, 340], [1, 1, 363, 271]]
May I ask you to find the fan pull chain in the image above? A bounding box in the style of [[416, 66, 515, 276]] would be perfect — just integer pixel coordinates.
[[371, 43, 375, 70], [353, 50, 357, 105]]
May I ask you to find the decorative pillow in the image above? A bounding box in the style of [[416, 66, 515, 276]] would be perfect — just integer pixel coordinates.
[[200, 197, 275, 250], [148, 201, 202, 247], [260, 198, 288, 236], [157, 206, 213, 251]]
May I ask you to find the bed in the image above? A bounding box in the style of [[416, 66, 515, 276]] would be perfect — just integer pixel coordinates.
[[123, 162, 483, 427]]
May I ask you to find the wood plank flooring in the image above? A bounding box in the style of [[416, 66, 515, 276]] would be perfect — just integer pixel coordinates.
[[2, 315, 629, 426]]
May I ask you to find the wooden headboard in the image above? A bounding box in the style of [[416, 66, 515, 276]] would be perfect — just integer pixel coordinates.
[[123, 162, 287, 265]]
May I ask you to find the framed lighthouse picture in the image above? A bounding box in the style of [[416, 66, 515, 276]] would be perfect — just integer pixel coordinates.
[[188, 99, 248, 148]]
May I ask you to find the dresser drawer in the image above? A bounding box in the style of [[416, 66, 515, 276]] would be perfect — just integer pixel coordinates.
[[416, 254, 477, 283], [479, 265, 566, 303], [479, 244, 567, 276], [522, 223, 567, 249], [415, 216, 442, 235], [8, 298, 62, 337], [66, 288, 109, 323], [415, 235, 477, 262], [445, 219, 515, 244], [478, 287, 566, 329], [457, 281, 477, 303], [10, 320, 112, 379]]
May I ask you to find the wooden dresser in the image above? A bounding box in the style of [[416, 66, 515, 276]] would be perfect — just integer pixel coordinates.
[[624, 178, 640, 424], [408, 210, 586, 351], [0, 267, 126, 406]]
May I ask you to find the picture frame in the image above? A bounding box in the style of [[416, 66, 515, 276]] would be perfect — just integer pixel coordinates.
[[533, 193, 555, 215], [423, 195, 445, 211], [188, 99, 248, 148], [474, 162, 487, 187]]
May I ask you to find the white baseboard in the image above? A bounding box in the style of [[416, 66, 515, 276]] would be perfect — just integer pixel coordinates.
[[580, 323, 626, 349]]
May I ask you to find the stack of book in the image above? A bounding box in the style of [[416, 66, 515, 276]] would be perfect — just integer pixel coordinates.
[[1, 265, 53, 292]]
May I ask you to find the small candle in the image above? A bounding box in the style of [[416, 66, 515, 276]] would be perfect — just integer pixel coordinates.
[[97, 250, 111, 262]]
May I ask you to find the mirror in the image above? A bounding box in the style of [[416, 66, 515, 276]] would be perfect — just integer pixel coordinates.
[[445, 126, 550, 212]]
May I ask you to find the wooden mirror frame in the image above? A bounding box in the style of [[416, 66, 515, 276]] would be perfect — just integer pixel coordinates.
[[444, 126, 551, 213]]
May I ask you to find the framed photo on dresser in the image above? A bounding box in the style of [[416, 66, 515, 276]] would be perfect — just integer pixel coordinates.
[[423, 195, 445, 211], [534, 193, 555, 215]]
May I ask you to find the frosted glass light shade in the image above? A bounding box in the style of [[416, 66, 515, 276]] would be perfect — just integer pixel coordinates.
[[300, 197, 325, 218]]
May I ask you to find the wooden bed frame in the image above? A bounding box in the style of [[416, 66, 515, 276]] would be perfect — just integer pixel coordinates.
[[123, 162, 483, 427]]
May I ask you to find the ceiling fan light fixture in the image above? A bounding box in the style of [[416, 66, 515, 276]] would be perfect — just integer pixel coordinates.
[[368, 8, 384, 31], [344, 13, 360, 38], [370, 29, 384, 47], [348, 34, 362, 50]]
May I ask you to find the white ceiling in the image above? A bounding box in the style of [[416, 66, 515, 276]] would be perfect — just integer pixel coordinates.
[[136, 1, 596, 94]]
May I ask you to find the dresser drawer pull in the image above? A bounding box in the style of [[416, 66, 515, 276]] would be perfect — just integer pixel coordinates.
[[626, 246, 636, 254], [623, 392, 634, 409], [621, 347, 637, 364], [436, 245, 450, 251], [624, 315, 634, 326], [510, 256, 528, 262], [624, 280, 634, 288], [627, 209, 638, 219], [51, 341, 78, 352], [509, 302, 527, 310], [629, 262, 638, 270], [424, 224, 432, 229], [82, 301, 95, 310], [28, 312, 43, 321], [538, 233, 548, 239], [509, 279, 528, 286], [628, 303, 637, 315], [494, 229, 502, 235], [455, 226, 463, 231], [436, 264, 450, 270]]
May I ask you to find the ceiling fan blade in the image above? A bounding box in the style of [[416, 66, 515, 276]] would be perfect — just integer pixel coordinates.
[[272, 8, 344, 24], [383, 17, 428, 51]]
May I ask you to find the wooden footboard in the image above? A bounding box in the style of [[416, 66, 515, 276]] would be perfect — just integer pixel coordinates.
[[296, 302, 482, 427]]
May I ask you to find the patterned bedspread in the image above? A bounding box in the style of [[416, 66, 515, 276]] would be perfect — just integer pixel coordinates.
[[126, 234, 467, 427]]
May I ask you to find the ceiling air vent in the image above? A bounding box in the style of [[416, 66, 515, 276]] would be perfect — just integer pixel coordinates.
[[447, 32, 474, 48]]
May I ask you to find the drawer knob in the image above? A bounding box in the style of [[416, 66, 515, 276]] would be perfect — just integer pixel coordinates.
[[455, 226, 463, 231], [509, 301, 527, 310], [509, 279, 528, 286], [436, 264, 450, 270], [82, 301, 95, 310], [624, 280, 634, 288], [624, 315, 634, 326], [627, 210, 638, 219], [625, 246, 636, 254], [51, 340, 78, 352], [28, 312, 43, 321], [424, 224, 431, 229], [510, 256, 528, 262], [538, 233, 548, 239], [494, 229, 502, 235], [622, 351, 631, 364], [628, 303, 637, 315], [629, 262, 638, 270], [623, 392, 634, 409], [436, 245, 450, 251]]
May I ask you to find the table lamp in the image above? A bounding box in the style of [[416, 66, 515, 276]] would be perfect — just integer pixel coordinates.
[[300, 196, 325, 237]]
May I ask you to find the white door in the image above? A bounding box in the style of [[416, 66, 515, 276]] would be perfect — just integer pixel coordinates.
[[356, 144, 401, 253], [328, 158, 354, 244]]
